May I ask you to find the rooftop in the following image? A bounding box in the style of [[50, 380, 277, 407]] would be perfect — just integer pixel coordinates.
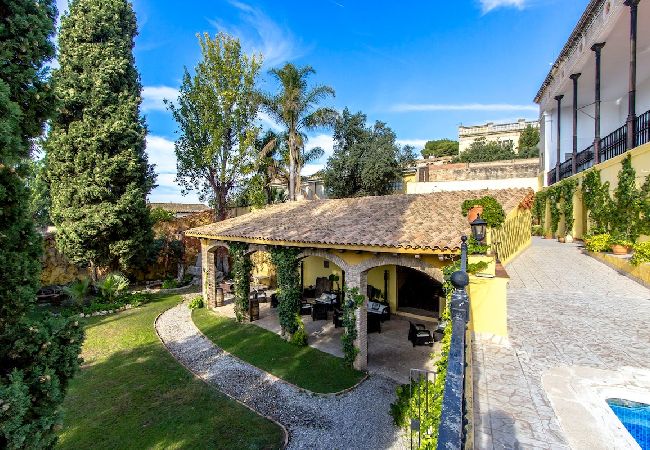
[[185, 188, 533, 253]]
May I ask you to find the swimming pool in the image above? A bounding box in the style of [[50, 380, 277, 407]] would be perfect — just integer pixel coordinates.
[[608, 398, 650, 449]]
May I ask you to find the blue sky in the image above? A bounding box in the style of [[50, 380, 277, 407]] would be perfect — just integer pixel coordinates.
[[57, 0, 591, 203]]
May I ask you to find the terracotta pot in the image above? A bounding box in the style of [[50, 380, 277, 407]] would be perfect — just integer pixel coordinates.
[[611, 244, 631, 255], [565, 234, 574, 244], [558, 237, 565, 243], [544, 233, 553, 239], [467, 205, 484, 223]]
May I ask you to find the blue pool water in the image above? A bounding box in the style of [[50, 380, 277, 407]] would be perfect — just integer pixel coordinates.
[[608, 398, 650, 449]]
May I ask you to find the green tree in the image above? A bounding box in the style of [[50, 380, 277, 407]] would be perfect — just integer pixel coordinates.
[[27, 156, 51, 228], [261, 63, 337, 201], [518, 124, 540, 158], [1, 1, 83, 447], [455, 137, 518, 163], [323, 108, 416, 198], [46, 0, 155, 280], [421, 139, 459, 159], [167, 32, 261, 220]]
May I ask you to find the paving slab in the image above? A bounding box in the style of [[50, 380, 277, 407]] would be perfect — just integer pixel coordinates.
[[472, 237, 650, 449]]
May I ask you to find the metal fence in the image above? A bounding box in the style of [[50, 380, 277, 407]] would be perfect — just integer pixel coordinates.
[[436, 283, 470, 449], [408, 368, 438, 450]]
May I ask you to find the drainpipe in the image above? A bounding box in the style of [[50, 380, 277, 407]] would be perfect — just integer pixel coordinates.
[[554, 95, 564, 182], [570, 73, 581, 175], [625, 0, 640, 150], [591, 42, 606, 164]]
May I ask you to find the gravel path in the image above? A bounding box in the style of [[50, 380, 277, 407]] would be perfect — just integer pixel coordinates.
[[155, 298, 407, 450]]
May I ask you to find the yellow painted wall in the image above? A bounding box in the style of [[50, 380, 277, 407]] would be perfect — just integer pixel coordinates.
[[467, 275, 509, 337], [366, 265, 397, 311], [301, 256, 343, 289], [490, 206, 532, 265], [251, 251, 275, 279], [468, 255, 496, 276], [541, 143, 650, 239]]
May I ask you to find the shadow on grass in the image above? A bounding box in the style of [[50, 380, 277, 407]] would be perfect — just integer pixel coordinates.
[[192, 308, 364, 393], [57, 296, 284, 450]]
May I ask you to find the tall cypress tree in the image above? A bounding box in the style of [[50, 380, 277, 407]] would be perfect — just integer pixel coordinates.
[[1, 0, 83, 447], [46, 0, 155, 278]]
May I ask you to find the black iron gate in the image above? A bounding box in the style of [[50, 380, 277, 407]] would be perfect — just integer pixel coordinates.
[[408, 368, 437, 450]]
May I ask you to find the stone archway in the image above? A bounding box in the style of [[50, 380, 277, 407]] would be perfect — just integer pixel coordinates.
[[201, 240, 230, 308]]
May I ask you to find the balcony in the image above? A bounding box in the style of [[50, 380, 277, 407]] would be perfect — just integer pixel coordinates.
[[547, 109, 650, 185]]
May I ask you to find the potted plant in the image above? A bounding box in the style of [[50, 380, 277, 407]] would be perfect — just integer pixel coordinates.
[[610, 232, 633, 255], [558, 235, 565, 243], [467, 204, 483, 223], [565, 233, 574, 244], [328, 273, 340, 291]]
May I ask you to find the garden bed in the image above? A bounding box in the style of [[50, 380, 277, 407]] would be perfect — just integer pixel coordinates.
[[192, 308, 365, 394]]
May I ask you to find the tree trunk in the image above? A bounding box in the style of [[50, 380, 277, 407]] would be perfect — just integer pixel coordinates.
[[288, 133, 296, 201], [89, 261, 98, 284]]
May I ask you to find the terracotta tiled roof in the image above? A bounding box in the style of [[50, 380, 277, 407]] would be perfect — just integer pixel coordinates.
[[149, 203, 210, 214], [185, 188, 532, 252]]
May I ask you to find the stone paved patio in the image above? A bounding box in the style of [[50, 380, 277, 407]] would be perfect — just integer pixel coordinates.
[[473, 237, 650, 449], [215, 297, 440, 384]]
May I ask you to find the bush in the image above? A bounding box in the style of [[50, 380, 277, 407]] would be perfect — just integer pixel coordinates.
[[290, 316, 308, 346], [188, 296, 204, 310], [62, 278, 92, 305], [531, 225, 543, 236], [584, 233, 612, 252], [150, 207, 175, 223], [161, 279, 178, 289], [631, 242, 650, 266], [98, 273, 130, 302], [81, 291, 152, 315]]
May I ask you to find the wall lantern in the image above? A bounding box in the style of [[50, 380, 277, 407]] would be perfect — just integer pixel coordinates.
[[470, 214, 487, 243]]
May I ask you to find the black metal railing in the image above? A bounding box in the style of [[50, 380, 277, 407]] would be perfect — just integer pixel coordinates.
[[558, 158, 573, 180], [547, 108, 650, 185], [635, 109, 650, 147], [599, 123, 627, 162], [436, 274, 470, 449]]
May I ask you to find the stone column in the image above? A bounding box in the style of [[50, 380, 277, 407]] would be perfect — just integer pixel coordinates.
[[625, 0, 640, 150], [592, 42, 606, 164], [570, 73, 581, 174], [347, 269, 368, 371], [201, 240, 217, 309], [554, 94, 564, 182]]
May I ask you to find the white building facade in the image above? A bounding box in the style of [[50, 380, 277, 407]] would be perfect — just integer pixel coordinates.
[[537, 0, 650, 186], [458, 119, 539, 153]]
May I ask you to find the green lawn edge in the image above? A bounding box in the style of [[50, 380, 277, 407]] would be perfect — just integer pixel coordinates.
[[192, 307, 364, 394], [57, 294, 285, 450]]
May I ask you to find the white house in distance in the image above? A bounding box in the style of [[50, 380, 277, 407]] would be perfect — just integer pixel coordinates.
[[458, 119, 539, 154], [536, 0, 650, 186]]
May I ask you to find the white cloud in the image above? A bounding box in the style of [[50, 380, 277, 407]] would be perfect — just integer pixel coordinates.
[[392, 103, 538, 113], [301, 134, 334, 176], [210, 1, 304, 67], [145, 135, 202, 203], [257, 111, 283, 132], [142, 86, 179, 112], [146, 135, 177, 173], [397, 139, 427, 150], [479, 0, 526, 13]]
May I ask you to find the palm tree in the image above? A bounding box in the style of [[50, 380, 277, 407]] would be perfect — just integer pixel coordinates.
[[260, 64, 337, 201]]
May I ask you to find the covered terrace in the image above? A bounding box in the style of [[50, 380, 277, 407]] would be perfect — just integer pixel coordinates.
[[185, 188, 532, 372]]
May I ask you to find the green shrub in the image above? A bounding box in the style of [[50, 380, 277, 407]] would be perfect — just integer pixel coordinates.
[[531, 225, 543, 236], [161, 278, 178, 289], [62, 278, 92, 305], [289, 315, 308, 346], [584, 233, 612, 252], [188, 296, 204, 310], [467, 236, 488, 254], [150, 207, 175, 223], [98, 272, 130, 302], [610, 231, 633, 247], [631, 242, 650, 266], [461, 196, 505, 228]]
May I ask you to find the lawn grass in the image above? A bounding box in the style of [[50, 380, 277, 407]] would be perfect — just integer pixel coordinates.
[[57, 294, 284, 450], [192, 308, 365, 393]]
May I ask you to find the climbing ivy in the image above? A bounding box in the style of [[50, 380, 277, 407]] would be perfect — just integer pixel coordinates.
[[547, 186, 561, 235], [461, 196, 505, 228], [229, 242, 252, 322], [532, 190, 547, 229], [581, 168, 612, 233], [559, 179, 578, 235], [269, 246, 302, 337], [612, 155, 642, 241], [341, 287, 365, 367]]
